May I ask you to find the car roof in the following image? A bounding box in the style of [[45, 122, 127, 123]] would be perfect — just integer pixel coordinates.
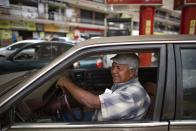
[[10, 39, 45, 46], [51, 37, 75, 43], [15, 41, 73, 48], [78, 34, 196, 47], [58, 34, 196, 63], [33, 41, 74, 45], [50, 34, 196, 68], [51, 37, 71, 41], [53, 37, 68, 39]]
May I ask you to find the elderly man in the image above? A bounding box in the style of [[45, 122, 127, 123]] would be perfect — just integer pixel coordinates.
[[57, 53, 151, 121]]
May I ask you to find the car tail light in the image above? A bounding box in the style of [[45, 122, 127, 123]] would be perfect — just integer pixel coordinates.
[[96, 59, 103, 68]]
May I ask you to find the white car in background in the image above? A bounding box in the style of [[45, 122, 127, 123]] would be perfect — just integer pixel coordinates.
[[50, 36, 85, 44], [0, 39, 45, 58]]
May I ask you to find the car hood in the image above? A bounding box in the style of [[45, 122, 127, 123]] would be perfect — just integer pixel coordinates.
[[0, 47, 6, 53], [0, 47, 6, 51], [0, 70, 37, 97]]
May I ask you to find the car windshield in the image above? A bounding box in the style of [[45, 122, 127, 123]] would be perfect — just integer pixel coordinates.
[[0, 70, 37, 97]]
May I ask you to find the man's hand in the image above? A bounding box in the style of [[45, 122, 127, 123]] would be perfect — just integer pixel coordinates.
[[56, 75, 101, 109], [56, 76, 71, 92]]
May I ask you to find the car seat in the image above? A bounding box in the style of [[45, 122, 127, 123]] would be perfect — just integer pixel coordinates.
[[143, 81, 156, 119]]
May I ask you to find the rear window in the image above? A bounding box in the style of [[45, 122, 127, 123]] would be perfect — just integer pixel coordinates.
[[181, 49, 196, 119]]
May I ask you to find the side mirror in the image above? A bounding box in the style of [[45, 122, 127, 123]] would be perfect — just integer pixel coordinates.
[[7, 46, 12, 50]]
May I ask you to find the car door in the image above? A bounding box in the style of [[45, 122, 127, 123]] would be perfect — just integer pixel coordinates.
[[13, 44, 43, 69], [8, 42, 69, 72], [0, 44, 41, 74], [170, 43, 196, 131], [0, 42, 168, 131]]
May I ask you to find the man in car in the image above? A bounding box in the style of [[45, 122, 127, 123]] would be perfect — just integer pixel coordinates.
[[57, 53, 151, 121]]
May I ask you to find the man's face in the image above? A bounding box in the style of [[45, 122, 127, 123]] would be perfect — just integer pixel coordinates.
[[111, 62, 135, 84]]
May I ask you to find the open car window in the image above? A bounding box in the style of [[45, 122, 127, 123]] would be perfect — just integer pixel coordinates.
[[14, 50, 159, 123], [73, 52, 158, 70], [14, 47, 37, 61]]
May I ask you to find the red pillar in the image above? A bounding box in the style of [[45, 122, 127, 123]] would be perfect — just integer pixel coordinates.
[[180, 6, 196, 34], [139, 6, 155, 66]]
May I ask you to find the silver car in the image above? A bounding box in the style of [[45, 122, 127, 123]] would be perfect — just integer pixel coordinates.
[[0, 39, 45, 58], [0, 35, 196, 131]]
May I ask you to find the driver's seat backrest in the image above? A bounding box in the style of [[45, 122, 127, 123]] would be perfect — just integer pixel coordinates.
[[143, 81, 156, 119]]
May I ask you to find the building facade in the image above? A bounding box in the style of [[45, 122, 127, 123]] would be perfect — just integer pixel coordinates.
[[0, 0, 180, 46]]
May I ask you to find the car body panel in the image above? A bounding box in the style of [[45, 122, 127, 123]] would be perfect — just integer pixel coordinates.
[[168, 44, 196, 131], [8, 122, 168, 131], [0, 35, 195, 112], [0, 35, 196, 131], [170, 121, 196, 131]]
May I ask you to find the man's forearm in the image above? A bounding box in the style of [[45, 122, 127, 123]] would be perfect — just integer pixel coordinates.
[[63, 81, 101, 109]]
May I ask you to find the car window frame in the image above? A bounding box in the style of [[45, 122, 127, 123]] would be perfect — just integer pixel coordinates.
[[175, 43, 196, 120], [10, 43, 28, 50], [0, 42, 167, 130], [169, 42, 196, 131], [161, 44, 176, 120]]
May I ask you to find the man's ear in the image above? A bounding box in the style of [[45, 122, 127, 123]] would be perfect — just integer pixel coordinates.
[[129, 69, 136, 78]]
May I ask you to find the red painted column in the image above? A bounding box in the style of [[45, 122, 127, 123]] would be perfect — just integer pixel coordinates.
[[180, 6, 196, 34], [139, 6, 155, 66]]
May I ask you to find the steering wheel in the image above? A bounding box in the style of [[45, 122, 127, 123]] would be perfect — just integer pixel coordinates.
[[60, 87, 84, 121], [42, 82, 84, 121]]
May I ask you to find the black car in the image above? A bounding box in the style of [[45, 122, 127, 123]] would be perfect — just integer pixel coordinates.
[[0, 41, 73, 74], [1, 35, 196, 131]]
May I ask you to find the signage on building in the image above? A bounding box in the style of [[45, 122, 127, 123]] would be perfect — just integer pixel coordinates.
[[44, 24, 69, 33], [0, 30, 12, 46], [11, 21, 26, 30], [26, 22, 36, 31], [44, 24, 60, 32], [174, 0, 196, 10], [106, 0, 162, 4], [0, 20, 36, 31], [0, 30, 11, 39], [11, 21, 36, 31], [0, 20, 11, 29], [189, 20, 196, 34]]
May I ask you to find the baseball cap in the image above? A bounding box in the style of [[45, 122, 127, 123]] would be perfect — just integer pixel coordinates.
[[111, 53, 139, 69]]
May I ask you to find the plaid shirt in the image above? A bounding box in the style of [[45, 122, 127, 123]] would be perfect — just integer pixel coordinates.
[[92, 78, 151, 121]]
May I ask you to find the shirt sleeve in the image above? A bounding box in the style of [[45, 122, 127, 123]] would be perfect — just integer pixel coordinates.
[[98, 85, 148, 121], [99, 90, 135, 121]]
